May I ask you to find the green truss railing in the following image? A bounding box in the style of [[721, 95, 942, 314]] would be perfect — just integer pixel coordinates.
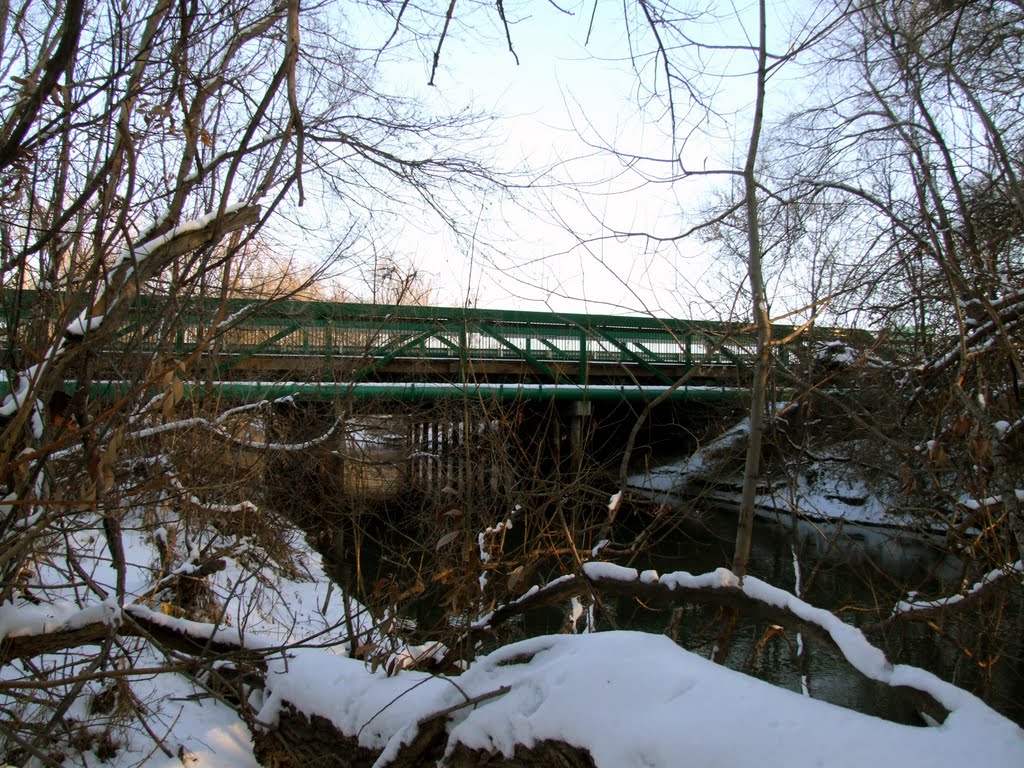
[[178, 298, 776, 379], [2, 292, 866, 401]]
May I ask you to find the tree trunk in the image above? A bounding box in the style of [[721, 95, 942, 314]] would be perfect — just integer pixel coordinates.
[[732, 0, 771, 584]]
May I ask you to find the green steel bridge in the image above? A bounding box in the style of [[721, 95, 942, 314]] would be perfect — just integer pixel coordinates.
[[127, 298, 852, 403], [5, 294, 857, 403]]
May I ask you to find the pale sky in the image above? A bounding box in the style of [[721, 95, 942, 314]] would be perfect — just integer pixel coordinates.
[[287, 1, 775, 319]]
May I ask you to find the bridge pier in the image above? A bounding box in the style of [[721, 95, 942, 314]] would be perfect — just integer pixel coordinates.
[[406, 408, 513, 499], [569, 400, 593, 474]]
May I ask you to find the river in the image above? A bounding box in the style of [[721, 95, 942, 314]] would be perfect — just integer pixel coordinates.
[[320, 474, 1024, 729]]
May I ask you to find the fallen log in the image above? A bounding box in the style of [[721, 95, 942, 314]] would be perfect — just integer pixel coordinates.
[[0, 601, 261, 666], [252, 699, 596, 768]]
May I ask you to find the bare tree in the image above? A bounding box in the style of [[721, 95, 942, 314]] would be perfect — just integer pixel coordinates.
[[0, 0, 499, 760], [780, 0, 1024, 553]]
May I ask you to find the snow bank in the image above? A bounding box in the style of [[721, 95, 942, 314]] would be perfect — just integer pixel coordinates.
[[0, 507, 365, 767], [264, 629, 1024, 768], [628, 442, 938, 531]]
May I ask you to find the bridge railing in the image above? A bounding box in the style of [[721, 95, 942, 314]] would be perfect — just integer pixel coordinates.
[[5, 292, 864, 386], [165, 299, 841, 384]]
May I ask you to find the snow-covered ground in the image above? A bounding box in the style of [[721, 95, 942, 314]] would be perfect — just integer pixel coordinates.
[[1, 507, 360, 765], [3, 501, 1023, 766], [627, 418, 935, 531], [631, 453, 927, 528], [628, 406, 1024, 539], [262, 625, 1024, 768]]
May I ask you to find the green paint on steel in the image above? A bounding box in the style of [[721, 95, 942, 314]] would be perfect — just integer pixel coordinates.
[[589, 327, 676, 386], [351, 327, 439, 380], [476, 323, 568, 383], [63, 379, 749, 404], [195, 381, 750, 403], [4, 291, 868, 404]]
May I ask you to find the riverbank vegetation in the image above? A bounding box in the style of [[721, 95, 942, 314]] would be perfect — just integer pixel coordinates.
[[1, 0, 1023, 765]]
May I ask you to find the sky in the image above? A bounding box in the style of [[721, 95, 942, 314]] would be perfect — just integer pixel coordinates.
[[293, 0, 763, 319]]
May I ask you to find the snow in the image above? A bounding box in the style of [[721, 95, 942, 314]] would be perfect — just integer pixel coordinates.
[[0, 503, 374, 767], [581, 561, 639, 582], [258, 561, 1024, 768], [112, 202, 252, 269], [0, 597, 121, 641], [959, 489, 1024, 510], [607, 490, 622, 512], [628, 436, 942, 531], [127, 412, 341, 452], [893, 561, 1024, 615], [6, 412, 1023, 768], [0, 204, 259, 444], [627, 416, 750, 495], [0, 365, 40, 417], [66, 311, 106, 337], [6, 502, 1024, 768], [264, 629, 1024, 768], [815, 339, 859, 366]]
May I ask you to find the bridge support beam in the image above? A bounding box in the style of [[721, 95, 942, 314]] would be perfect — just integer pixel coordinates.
[[569, 400, 593, 474]]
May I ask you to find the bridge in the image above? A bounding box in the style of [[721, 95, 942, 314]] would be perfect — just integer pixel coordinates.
[[5, 293, 857, 404], [131, 297, 851, 403], [3, 293, 864, 492]]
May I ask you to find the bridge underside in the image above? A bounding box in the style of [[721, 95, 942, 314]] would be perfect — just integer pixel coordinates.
[[214, 352, 748, 386], [84, 377, 751, 404], [144, 349, 753, 403]]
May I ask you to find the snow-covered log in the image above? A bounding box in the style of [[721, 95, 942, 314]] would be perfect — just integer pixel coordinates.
[[247, 629, 1024, 768], [444, 563, 969, 723], [252, 695, 596, 768], [0, 600, 258, 666]]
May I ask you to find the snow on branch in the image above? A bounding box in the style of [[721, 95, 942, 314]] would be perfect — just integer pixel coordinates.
[[917, 290, 1024, 378], [257, 616, 1024, 768], [130, 411, 342, 453], [0, 598, 271, 666], [64, 203, 260, 343], [0, 205, 261, 447], [460, 563, 839, 653], [453, 561, 1019, 720], [890, 560, 1024, 619]]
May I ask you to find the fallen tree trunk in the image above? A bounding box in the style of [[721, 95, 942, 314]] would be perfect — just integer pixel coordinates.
[[2, 561, 967, 766], [0, 599, 260, 667], [252, 700, 596, 768]]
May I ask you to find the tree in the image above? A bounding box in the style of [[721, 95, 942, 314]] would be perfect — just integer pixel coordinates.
[[3, 0, 1023, 762], [0, 0, 497, 760], [779, 0, 1024, 554]]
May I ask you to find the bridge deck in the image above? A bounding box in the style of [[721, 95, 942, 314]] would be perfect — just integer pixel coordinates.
[[5, 294, 863, 402], [166, 299, 823, 384]]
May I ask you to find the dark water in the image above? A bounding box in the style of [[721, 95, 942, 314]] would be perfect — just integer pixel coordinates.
[[323, 492, 1024, 727], [593, 506, 969, 724]]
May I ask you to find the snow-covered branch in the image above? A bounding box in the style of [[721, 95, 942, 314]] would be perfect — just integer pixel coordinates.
[[0, 599, 269, 667], [130, 412, 342, 453], [917, 290, 1024, 379], [888, 561, 1024, 621], [454, 562, 1005, 721]]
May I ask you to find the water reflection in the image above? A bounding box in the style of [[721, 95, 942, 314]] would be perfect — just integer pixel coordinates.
[[324, 498, 1024, 727], [607, 504, 1023, 726]]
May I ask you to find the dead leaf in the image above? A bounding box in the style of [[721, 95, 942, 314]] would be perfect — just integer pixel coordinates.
[[506, 564, 527, 591], [436, 530, 460, 549], [969, 437, 991, 463], [950, 414, 972, 438], [928, 442, 948, 468], [899, 462, 917, 493]]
